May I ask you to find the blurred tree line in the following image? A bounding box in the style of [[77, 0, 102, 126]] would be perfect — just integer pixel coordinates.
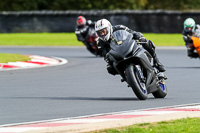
[[0, 0, 200, 11]]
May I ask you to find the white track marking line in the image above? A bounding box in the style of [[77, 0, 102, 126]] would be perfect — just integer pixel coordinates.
[[1, 103, 200, 127]]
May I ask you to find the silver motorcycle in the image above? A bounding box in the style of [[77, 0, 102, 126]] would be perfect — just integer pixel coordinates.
[[108, 30, 167, 100]]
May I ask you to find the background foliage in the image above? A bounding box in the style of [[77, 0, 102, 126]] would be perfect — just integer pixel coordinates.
[[0, 0, 200, 11]]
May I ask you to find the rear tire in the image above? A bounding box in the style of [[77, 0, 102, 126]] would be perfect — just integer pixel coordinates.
[[125, 65, 148, 100], [152, 79, 167, 98]]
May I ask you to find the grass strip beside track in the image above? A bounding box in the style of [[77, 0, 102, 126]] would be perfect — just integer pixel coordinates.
[[0, 33, 185, 46], [0, 53, 30, 63], [91, 117, 200, 133], [0, 33, 82, 46], [144, 33, 184, 46]]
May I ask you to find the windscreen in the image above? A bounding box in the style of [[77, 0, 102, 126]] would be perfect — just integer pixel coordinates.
[[111, 30, 132, 45]]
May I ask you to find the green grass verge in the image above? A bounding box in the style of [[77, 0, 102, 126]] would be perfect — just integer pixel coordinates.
[[143, 33, 185, 46], [0, 33, 83, 46], [91, 117, 200, 133], [0, 33, 184, 46], [0, 53, 30, 63]]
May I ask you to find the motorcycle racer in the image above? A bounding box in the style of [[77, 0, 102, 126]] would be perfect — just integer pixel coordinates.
[[182, 18, 200, 58], [75, 16, 97, 54], [95, 19, 166, 75]]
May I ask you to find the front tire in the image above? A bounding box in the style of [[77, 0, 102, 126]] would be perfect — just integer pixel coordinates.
[[125, 65, 148, 100]]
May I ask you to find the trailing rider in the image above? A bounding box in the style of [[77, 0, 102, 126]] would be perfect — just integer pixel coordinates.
[[182, 18, 200, 58]]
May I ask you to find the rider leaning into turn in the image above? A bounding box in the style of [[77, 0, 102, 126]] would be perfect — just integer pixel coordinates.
[[75, 16, 96, 51], [182, 18, 200, 58], [95, 19, 165, 75]]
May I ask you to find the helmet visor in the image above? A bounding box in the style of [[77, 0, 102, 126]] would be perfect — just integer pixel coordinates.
[[186, 27, 193, 31], [96, 28, 108, 38], [77, 21, 85, 28]]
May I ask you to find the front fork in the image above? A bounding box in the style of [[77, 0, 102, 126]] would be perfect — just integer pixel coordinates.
[[135, 65, 146, 83], [154, 67, 167, 87]]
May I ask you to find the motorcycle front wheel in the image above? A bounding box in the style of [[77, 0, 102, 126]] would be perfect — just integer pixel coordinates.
[[125, 64, 148, 100]]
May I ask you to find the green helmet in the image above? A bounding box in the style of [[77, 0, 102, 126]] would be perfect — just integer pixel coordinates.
[[184, 18, 196, 32]]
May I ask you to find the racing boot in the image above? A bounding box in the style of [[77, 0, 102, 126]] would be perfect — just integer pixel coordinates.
[[153, 54, 166, 72], [142, 40, 166, 72]]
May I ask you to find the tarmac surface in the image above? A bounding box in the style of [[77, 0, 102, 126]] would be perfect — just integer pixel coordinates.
[[0, 46, 199, 132]]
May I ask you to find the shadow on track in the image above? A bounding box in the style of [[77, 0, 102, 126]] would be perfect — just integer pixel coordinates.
[[66, 56, 103, 58], [7, 96, 156, 101], [167, 66, 200, 69]]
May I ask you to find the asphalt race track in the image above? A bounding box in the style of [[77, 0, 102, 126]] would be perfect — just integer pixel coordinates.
[[0, 46, 200, 125]]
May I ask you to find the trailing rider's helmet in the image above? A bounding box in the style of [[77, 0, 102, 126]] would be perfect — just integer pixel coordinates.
[[184, 18, 196, 32], [95, 19, 113, 41], [77, 16, 86, 28]]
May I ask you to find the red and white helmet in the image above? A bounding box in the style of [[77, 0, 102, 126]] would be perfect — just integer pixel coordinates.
[[95, 19, 113, 41], [77, 16, 86, 28]]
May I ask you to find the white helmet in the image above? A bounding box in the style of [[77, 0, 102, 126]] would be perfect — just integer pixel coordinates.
[[95, 19, 113, 41]]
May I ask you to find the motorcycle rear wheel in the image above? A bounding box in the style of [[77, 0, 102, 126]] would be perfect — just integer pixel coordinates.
[[152, 79, 167, 98], [125, 64, 148, 100]]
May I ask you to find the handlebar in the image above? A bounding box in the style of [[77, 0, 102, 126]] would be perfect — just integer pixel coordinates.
[[137, 42, 147, 44]]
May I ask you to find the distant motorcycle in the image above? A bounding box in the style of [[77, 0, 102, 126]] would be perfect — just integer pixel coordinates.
[[108, 30, 167, 100], [190, 36, 200, 56], [82, 28, 106, 57], [186, 29, 200, 57]]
